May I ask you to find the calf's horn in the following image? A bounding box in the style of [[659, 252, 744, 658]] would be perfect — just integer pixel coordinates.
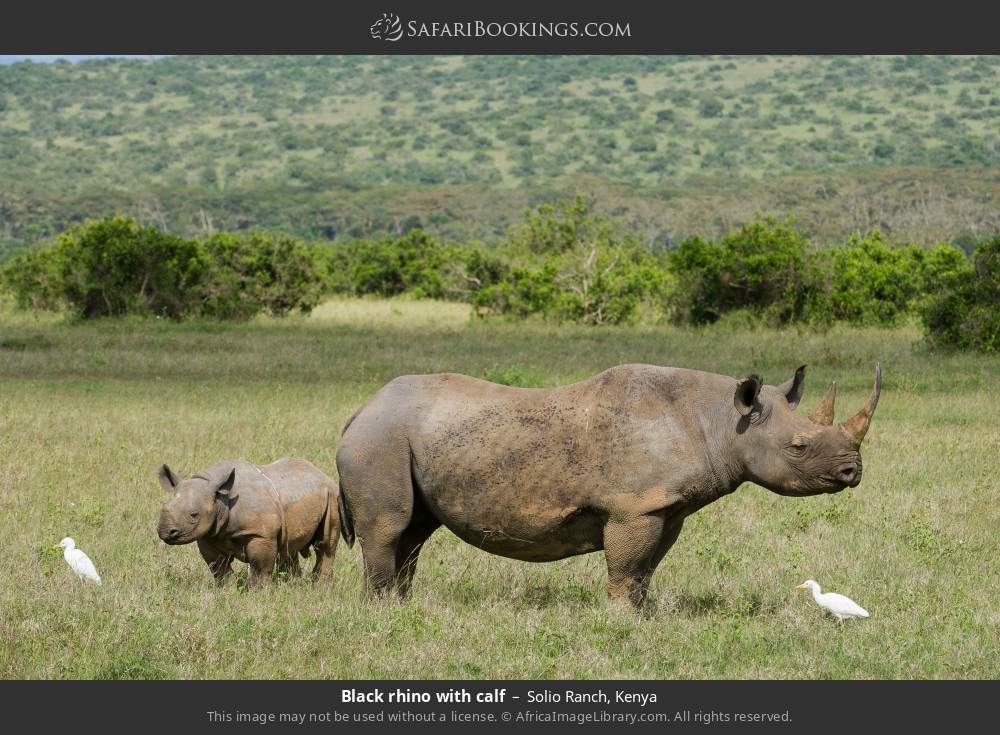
[[840, 363, 882, 446], [808, 381, 837, 425]]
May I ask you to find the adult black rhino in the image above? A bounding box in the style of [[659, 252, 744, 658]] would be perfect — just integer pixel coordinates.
[[336, 363, 881, 608]]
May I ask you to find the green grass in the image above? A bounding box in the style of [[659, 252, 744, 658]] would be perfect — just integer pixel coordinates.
[[1, 297, 997, 679]]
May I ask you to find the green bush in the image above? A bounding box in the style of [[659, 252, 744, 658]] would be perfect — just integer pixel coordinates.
[[446, 246, 510, 301], [472, 197, 668, 324], [336, 230, 457, 299], [1, 217, 324, 320], [503, 196, 607, 257], [1, 246, 64, 312], [668, 216, 821, 324], [2, 217, 208, 319], [472, 262, 560, 319], [551, 248, 667, 325], [922, 236, 1000, 351], [822, 232, 972, 326], [199, 231, 326, 319]]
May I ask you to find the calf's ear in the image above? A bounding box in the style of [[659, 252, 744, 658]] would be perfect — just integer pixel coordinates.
[[778, 364, 807, 409], [216, 468, 237, 497], [734, 374, 763, 417], [158, 464, 180, 492]]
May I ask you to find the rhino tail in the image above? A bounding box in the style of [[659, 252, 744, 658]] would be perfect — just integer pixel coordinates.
[[337, 478, 356, 548], [341, 406, 364, 436]]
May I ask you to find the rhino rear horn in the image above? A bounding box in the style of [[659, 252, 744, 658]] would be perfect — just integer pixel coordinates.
[[808, 382, 837, 425], [840, 363, 882, 446]]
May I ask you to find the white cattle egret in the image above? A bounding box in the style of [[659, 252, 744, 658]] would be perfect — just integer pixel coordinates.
[[796, 579, 867, 620], [54, 537, 101, 585]]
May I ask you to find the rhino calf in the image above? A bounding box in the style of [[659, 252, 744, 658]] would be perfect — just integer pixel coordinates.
[[156, 458, 341, 585]]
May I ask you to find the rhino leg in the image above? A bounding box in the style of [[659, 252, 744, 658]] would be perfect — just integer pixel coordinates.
[[636, 518, 685, 607], [603, 511, 685, 610], [393, 498, 441, 598], [197, 539, 233, 586], [361, 537, 400, 597], [603, 512, 664, 608], [246, 537, 278, 586], [311, 543, 335, 582], [338, 438, 418, 599]]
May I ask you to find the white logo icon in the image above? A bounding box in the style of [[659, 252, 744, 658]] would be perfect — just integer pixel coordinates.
[[370, 13, 403, 41]]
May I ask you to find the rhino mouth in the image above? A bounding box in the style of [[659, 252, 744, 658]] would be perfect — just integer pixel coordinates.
[[768, 474, 858, 496], [804, 462, 864, 493], [157, 520, 198, 545]]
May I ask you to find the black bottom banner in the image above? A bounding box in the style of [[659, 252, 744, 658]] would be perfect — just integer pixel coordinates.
[[2, 680, 994, 732]]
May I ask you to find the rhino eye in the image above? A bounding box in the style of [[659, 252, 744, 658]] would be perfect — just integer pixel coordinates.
[[189, 511, 199, 519]]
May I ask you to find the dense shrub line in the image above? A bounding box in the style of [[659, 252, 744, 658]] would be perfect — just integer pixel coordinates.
[[921, 237, 1000, 351], [1, 217, 325, 320], [2, 200, 997, 350]]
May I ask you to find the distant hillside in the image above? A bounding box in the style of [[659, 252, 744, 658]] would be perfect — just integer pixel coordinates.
[[1, 55, 999, 254]]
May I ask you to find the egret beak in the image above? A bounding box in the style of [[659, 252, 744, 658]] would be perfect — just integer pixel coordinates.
[[795, 583, 807, 589], [52, 543, 61, 549]]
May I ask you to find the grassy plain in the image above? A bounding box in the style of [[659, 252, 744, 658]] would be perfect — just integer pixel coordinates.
[[0, 298, 997, 678]]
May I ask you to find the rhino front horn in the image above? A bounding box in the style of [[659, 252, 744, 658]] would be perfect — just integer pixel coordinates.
[[840, 363, 882, 446]]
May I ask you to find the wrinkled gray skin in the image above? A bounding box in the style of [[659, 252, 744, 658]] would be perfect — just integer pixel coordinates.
[[157, 458, 340, 586], [337, 363, 881, 608]]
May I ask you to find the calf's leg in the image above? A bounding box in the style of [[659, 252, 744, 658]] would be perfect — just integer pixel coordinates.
[[246, 538, 278, 586], [197, 539, 233, 586], [311, 543, 336, 582]]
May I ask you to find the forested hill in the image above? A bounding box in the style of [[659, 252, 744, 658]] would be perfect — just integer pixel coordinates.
[[2, 55, 999, 254]]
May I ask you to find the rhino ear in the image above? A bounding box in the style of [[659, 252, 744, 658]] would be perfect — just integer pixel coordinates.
[[734, 375, 763, 417], [158, 464, 180, 492], [778, 365, 807, 409], [216, 468, 237, 497]]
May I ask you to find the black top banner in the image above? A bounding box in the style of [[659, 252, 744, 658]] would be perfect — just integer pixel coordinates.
[[2, 0, 1000, 54]]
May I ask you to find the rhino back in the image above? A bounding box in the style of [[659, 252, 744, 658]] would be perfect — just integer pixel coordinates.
[[258, 458, 334, 551], [209, 459, 331, 553]]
